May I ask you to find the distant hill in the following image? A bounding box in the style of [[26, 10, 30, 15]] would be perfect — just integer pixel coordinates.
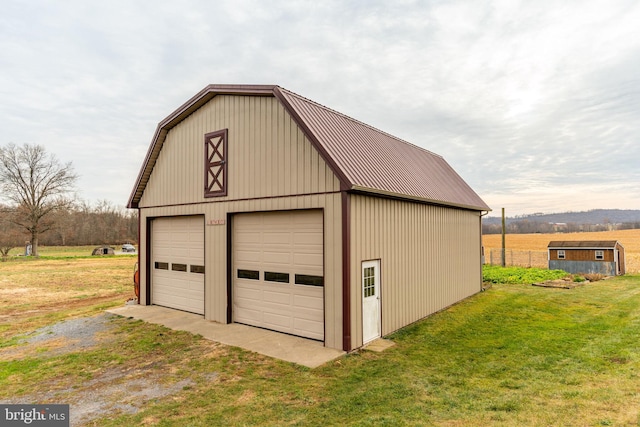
[[483, 209, 640, 226]]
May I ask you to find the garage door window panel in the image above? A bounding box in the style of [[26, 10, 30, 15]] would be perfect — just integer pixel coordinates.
[[190, 265, 205, 274], [295, 274, 324, 286], [265, 272, 290, 283], [238, 269, 260, 280], [171, 263, 188, 272]]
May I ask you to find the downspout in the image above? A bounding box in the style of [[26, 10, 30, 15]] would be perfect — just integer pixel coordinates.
[[342, 191, 352, 352], [145, 216, 152, 305], [135, 209, 141, 304]]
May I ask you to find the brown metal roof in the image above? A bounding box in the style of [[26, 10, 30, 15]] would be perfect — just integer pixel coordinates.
[[128, 84, 490, 211], [275, 87, 490, 211], [547, 240, 622, 248]]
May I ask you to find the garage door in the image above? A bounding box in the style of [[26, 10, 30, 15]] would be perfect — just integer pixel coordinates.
[[151, 216, 205, 315], [233, 210, 324, 340]]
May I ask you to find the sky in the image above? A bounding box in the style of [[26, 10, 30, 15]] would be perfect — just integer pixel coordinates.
[[1, 0, 639, 217]]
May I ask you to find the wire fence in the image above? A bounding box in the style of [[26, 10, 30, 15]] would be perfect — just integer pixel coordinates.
[[485, 249, 548, 268]]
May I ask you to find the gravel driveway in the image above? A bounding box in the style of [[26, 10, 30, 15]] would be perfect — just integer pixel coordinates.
[[1, 313, 216, 426]]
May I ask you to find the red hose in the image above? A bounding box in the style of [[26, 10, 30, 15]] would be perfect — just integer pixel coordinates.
[[133, 262, 140, 298]]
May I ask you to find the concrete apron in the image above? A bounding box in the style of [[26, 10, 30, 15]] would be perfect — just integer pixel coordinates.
[[107, 305, 345, 368]]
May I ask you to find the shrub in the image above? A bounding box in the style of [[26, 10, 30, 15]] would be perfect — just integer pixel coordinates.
[[483, 265, 568, 284]]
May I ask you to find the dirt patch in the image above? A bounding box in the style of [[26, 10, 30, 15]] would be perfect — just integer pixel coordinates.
[[0, 314, 219, 426], [1, 313, 116, 360], [3, 363, 218, 426], [0, 294, 131, 341]]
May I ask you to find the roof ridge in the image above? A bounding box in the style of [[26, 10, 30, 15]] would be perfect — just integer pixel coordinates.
[[278, 87, 444, 159]]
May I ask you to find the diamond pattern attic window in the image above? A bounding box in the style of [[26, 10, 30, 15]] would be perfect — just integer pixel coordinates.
[[204, 129, 228, 197]]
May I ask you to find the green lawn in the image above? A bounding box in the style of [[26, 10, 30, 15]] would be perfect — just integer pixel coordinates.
[[3, 245, 137, 259], [1, 262, 639, 426]]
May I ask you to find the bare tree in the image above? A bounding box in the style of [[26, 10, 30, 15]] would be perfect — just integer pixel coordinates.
[[0, 144, 77, 256], [39, 201, 138, 246]]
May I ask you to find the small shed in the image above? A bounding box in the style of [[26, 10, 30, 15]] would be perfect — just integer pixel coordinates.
[[92, 246, 115, 256], [548, 241, 625, 276]]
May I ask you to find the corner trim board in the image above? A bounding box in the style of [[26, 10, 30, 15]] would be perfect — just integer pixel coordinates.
[[341, 191, 351, 351], [145, 216, 152, 305]]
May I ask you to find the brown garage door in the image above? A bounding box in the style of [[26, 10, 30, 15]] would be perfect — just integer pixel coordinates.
[[233, 210, 324, 340]]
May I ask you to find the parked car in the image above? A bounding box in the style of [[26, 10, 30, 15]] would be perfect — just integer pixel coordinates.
[[122, 244, 136, 253]]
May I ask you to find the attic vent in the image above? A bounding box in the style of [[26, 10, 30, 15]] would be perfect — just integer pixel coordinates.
[[204, 129, 228, 197]]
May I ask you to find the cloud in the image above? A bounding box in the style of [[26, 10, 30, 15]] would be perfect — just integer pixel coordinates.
[[0, 0, 638, 214]]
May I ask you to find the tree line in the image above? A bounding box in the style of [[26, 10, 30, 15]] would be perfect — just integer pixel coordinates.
[[0, 201, 137, 255], [482, 219, 640, 235], [0, 143, 137, 258]]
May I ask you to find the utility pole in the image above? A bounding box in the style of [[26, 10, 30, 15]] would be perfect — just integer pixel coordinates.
[[501, 208, 506, 267]]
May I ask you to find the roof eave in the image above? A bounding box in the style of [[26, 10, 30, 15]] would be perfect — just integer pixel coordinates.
[[547, 240, 623, 249], [350, 185, 491, 212]]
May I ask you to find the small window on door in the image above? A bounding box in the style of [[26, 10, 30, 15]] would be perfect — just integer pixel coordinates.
[[363, 266, 376, 298]]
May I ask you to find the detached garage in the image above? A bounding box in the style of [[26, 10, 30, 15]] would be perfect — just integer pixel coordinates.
[[128, 84, 490, 351]]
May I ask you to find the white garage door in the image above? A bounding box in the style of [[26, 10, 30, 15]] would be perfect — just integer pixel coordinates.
[[233, 210, 324, 340], [152, 216, 205, 315]]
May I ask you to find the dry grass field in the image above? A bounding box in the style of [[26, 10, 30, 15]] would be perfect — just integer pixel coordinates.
[[0, 257, 135, 339], [483, 229, 640, 273]]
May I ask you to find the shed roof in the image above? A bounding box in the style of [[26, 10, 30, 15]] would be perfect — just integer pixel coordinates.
[[128, 84, 490, 211], [547, 241, 623, 249]]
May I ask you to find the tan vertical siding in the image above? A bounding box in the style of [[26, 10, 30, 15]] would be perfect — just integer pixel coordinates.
[[139, 95, 341, 207], [349, 194, 482, 348], [137, 94, 345, 349], [138, 192, 343, 350], [550, 248, 615, 262]]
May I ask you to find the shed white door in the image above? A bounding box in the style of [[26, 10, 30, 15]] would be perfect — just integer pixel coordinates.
[[233, 210, 324, 340], [151, 216, 205, 315], [362, 260, 381, 344]]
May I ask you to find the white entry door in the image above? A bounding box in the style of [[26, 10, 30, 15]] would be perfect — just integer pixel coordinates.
[[362, 260, 381, 344]]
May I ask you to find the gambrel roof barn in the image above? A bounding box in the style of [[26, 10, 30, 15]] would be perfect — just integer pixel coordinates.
[[128, 84, 490, 351]]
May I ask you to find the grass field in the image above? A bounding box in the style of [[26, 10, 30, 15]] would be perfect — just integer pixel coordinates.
[[0, 256, 136, 339], [4, 245, 137, 258], [483, 228, 640, 273], [2, 255, 640, 425]]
